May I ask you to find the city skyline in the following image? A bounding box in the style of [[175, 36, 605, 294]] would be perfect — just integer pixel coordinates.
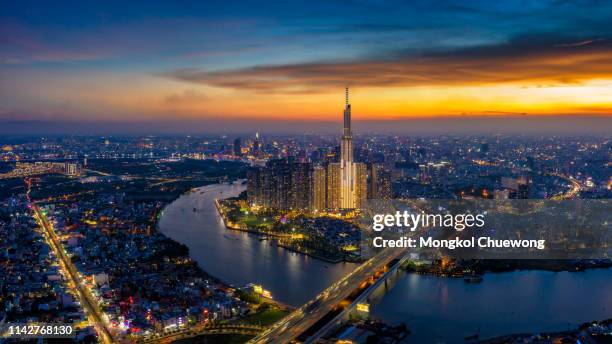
[[2, 127, 610, 343], [246, 89, 370, 213], [1, 1, 612, 134], [1, 2, 610, 343]]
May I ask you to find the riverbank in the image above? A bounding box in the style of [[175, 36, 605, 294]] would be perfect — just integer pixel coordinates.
[[214, 198, 360, 264], [478, 318, 612, 343], [154, 185, 295, 309], [158, 182, 359, 306], [470, 258, 612, 273], [401, 257, 612, 279], [148, 183, 298, 311]]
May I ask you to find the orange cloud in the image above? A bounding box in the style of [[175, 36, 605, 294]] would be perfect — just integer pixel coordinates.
[[163, 35, 612, 93]]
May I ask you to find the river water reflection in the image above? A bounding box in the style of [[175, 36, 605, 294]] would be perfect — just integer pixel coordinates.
[[159, 182, 611, 342], [367, 269, 611, 343], [158, 182, 358, 306]]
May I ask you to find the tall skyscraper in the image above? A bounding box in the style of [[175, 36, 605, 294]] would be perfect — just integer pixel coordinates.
[[290, 162, 313, 210], [267, 159, 292, 210], [247, 167, 264, 206], [355, 162, 368, 208], [327, 163, 341, 210], [368, 163, 392, 200], [313, 165, 327, 211], [340, 87, 357, 209]]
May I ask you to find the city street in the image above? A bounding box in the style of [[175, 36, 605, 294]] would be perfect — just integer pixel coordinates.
[[30, 202, 115, 344]]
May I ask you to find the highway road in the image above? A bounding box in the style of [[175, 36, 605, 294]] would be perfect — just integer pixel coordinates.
[[248, 247, 406, 344], [548, 173, 582, 200], [31, 203, 115, 344]]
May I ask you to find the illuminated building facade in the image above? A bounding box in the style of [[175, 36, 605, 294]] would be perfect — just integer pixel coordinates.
[[355, 162, 368, 208], [340, 87, 357, 209], [312, 165, 327, 211], [290, 161, 313, 210], [326, 162, 341, 210], [368, 163, 392, 200]]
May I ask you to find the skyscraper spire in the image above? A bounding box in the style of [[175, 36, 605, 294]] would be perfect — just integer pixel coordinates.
[[343, 87, 351, 136], [345, 87, 349, 107]]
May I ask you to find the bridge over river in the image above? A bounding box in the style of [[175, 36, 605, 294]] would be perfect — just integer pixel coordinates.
[[249, 248, 408, 344]]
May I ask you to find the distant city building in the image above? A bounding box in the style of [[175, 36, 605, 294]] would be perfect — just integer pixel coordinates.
[[6, 161, 82, 178], [368, 163, 392, 200], [480, 141, 489, 154], [517, 182, 530, 199], [494, 189, 510, 199], [501, 177, 520, 191], [233, 138, 242, 157], [66, 163, 79, 176], [501, 176, 531, 199], [252, 132, 261, 156]]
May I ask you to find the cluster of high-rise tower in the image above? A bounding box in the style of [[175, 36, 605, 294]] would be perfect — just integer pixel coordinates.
[[247, 88, 391, 212]]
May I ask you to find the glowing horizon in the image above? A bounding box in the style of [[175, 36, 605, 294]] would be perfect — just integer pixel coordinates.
[[1, 1, 612, 131]]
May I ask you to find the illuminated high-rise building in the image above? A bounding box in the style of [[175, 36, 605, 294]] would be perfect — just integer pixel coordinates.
[[327, 163, 341, 210], [290, 162, 312, 210], [268, 159, 292, 210], [368, 164, 392, 200], [247, 158, 314, 211], [313, 165, 327, 211], [247, 167, 265, 206], [355, 162, 368, 208], [340, 87, 357, 209]]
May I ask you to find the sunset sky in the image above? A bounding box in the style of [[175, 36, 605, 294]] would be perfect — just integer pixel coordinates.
[[1, 0, 611, 134]]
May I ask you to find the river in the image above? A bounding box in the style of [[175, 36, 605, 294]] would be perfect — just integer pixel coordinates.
[[159, 182, 611, 342], [367, 268, 611, 343], [158, 182, 358, 306]]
